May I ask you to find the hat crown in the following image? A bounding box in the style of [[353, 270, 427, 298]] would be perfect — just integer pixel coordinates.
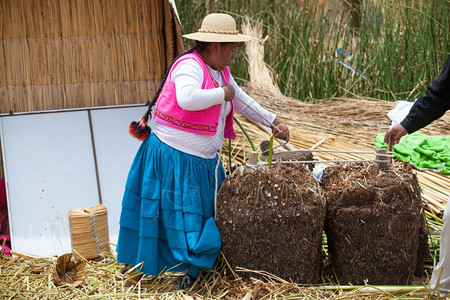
[[182, 13, 253, 42], [199, 13, 238, 34]]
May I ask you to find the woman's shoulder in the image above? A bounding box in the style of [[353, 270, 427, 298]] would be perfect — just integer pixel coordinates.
[[171, 58, 204, 81], [173, 59, 203, 74]]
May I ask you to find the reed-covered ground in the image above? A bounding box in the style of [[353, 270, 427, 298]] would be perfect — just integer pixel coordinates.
[[1, 1, 449, 298], [178, 0, 449, 102]]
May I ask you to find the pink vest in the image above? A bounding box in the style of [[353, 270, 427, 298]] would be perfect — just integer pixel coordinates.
[[153, 51, 236, 139]]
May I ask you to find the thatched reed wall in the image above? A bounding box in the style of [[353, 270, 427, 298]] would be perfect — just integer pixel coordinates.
[[0, 0, 184, 113], [0, 0, 184, 179]]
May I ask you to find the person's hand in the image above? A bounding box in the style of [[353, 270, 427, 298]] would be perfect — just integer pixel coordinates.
[[272, 117, 290, 141], [222, 84, 235, 102], [384, 124, 408, 151]]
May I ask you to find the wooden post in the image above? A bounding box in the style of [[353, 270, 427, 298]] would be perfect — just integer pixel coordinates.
[[376, 149, 389, 170], [247, 151, 258, 166]]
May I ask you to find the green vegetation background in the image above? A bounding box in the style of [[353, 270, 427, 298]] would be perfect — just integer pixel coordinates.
[[177, 0, 449, 102]]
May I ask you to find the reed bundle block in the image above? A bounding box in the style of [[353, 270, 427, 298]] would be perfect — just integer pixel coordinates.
[[217, 163, 326, 283], [322, 162, 429, 285]]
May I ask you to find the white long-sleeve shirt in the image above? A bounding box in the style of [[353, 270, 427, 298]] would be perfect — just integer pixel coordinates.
[[154, 59, 276, 159]]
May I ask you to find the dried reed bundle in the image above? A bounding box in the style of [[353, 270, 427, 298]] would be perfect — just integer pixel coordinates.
[[69, 204, 110, 260], [242, 20, 282, 96]]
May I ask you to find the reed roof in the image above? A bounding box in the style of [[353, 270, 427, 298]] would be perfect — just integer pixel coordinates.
[[0, 0, 184, 114]]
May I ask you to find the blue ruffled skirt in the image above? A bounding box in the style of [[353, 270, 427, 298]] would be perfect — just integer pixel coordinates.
[[116, 133, 225, 277]]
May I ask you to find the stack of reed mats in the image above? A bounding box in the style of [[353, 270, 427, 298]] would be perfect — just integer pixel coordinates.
[[217, 160, 428, 285], [69, 204, 110, 260]]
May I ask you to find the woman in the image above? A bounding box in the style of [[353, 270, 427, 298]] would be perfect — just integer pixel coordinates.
[[117, 13, 289, 289]]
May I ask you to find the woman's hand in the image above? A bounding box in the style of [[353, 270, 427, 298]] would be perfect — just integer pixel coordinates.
[[272, 117, 290, 141], [222, 84, 235, 102]]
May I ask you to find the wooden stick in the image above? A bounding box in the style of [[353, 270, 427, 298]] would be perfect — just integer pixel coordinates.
[[376, 149, 389, 170]]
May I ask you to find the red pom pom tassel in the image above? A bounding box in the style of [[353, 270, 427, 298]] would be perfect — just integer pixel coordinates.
[[129, 117, 151, 141]]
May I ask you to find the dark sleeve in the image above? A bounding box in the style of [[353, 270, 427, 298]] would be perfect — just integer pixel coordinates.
[[400, 55, 450, 134]]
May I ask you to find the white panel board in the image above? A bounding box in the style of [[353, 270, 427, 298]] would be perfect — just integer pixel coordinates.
[[0, 112, 100, 257], [90, 106, 147, 246]]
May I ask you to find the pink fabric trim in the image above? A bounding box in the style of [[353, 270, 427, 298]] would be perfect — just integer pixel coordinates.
[[153, 50, 236, 139], [0, 235, 11, 256]]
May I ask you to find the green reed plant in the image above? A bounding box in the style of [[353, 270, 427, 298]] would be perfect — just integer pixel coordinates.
[[178, 0, 449, 101]]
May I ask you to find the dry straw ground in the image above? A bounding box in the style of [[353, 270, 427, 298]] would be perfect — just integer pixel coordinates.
[[0, 251, 432, 299]]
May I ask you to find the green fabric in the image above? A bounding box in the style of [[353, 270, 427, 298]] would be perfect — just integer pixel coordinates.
[[374, 132, 450, 174]]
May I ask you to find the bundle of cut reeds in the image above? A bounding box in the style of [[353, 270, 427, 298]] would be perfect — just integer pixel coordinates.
[[69, 204, 110, 260]]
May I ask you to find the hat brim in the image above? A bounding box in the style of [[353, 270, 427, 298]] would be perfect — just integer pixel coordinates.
[[182, 32, 255, 43]]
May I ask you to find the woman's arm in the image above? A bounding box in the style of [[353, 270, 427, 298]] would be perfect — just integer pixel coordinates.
[[230, 75, 289, 141]]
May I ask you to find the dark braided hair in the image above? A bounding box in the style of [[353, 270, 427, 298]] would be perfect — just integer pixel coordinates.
[[129, 41, 211, 140]]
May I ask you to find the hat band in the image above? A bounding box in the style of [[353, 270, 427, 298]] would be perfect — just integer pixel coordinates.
[[198, 29, 239, 35]]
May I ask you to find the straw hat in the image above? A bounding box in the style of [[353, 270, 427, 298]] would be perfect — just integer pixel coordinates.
[[183, 13, 254, 43]]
